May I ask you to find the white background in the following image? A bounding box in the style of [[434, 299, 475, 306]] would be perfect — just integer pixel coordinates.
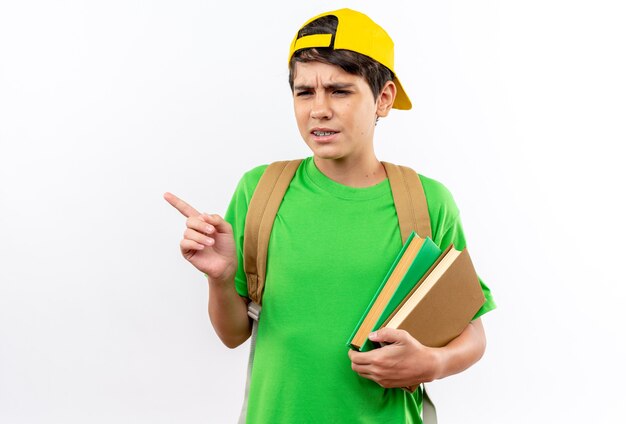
[[1, 1, 625, 423]]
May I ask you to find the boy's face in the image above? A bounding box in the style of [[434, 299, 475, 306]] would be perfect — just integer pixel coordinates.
[[292, 61, 389, 162]]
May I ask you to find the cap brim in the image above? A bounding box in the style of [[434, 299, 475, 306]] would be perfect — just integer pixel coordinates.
[[392, 76, 412, 110]]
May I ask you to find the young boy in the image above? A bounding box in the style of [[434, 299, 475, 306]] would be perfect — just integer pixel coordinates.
[[164, 8, 496, 423]]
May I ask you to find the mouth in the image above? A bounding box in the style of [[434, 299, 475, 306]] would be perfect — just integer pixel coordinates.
[[311, 130, 338, 137], [310, 129, 340, 143]]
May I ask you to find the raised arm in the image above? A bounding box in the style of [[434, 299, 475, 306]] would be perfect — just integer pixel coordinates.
[[164, 192, 251, 348]]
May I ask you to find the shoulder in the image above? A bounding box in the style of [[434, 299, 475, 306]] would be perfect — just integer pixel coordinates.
[[234, 159, 306, 200], [232, 164, 269, 201], [418, 173, 461, 228], [240, 163, 269, 188], [419, 174, 459, 212]]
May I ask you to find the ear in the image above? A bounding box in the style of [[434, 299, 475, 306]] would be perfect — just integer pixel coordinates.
[[376, 80, 397, 118]]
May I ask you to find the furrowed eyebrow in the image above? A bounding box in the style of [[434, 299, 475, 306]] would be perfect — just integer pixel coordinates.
[[293, 83, 356, 91], [325, 83, 355, 90]]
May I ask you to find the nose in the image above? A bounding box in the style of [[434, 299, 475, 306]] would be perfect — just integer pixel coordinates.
[[310, 94, 332, 120]]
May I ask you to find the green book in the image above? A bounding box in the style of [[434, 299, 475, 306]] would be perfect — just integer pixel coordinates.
[[347, 232, 442, 352]]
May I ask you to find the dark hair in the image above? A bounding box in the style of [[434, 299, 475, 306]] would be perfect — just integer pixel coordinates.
[[288, 15, 395, 101]]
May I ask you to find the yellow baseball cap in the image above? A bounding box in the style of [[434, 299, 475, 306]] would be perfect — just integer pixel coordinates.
[[288, 8, 412, 110]]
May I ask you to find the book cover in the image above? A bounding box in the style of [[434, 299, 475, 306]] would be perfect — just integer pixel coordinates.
[[346, 232, 418, 348], [382, 246, 486, 348], [348, 233, 442, 351], [373, 237, 442, 333]]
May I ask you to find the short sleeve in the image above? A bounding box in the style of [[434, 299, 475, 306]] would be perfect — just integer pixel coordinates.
[[420, 175, 497, 319]]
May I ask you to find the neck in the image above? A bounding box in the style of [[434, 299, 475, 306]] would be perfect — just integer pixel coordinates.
[[313, 154, 386, 187]]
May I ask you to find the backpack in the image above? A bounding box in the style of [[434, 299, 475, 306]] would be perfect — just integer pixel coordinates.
[[238, 159, 437, 424]]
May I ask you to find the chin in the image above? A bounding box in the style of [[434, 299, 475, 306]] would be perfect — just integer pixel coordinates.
[[306, 143, 346, 161], [311, 150, 346, 161]]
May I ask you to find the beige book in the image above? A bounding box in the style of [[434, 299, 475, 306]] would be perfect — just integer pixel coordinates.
[[382, 246, 486, 348]]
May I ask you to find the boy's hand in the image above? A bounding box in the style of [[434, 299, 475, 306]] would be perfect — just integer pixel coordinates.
[[348, 328, 443, 389], [163, 192, 237, 283]]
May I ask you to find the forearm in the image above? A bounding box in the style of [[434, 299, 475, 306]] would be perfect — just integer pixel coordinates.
[[434, 318, 487, 380], [207, 276, 251, 349]]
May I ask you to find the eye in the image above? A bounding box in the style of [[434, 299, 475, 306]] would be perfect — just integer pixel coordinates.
[[333, 90, 351, 96], [295, 90, 313, 97]]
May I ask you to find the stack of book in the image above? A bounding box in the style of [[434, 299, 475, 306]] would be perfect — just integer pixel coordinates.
[[348, 232, 486, 353]]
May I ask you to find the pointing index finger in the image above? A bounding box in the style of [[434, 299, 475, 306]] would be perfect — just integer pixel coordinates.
[[163, 192, 200, 218]]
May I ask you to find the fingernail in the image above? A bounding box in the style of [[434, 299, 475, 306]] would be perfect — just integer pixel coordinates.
[[369, 332, 377, 340], [206, 226, 213, 234]]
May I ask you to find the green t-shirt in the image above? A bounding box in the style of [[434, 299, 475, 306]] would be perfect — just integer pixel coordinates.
[[224, 157, 496, 423]]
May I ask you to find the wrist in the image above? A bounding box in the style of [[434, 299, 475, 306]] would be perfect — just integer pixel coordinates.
[[204, 263, 237, 287], [428, 346, 447, 381], [207, 273, 235, 288]]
